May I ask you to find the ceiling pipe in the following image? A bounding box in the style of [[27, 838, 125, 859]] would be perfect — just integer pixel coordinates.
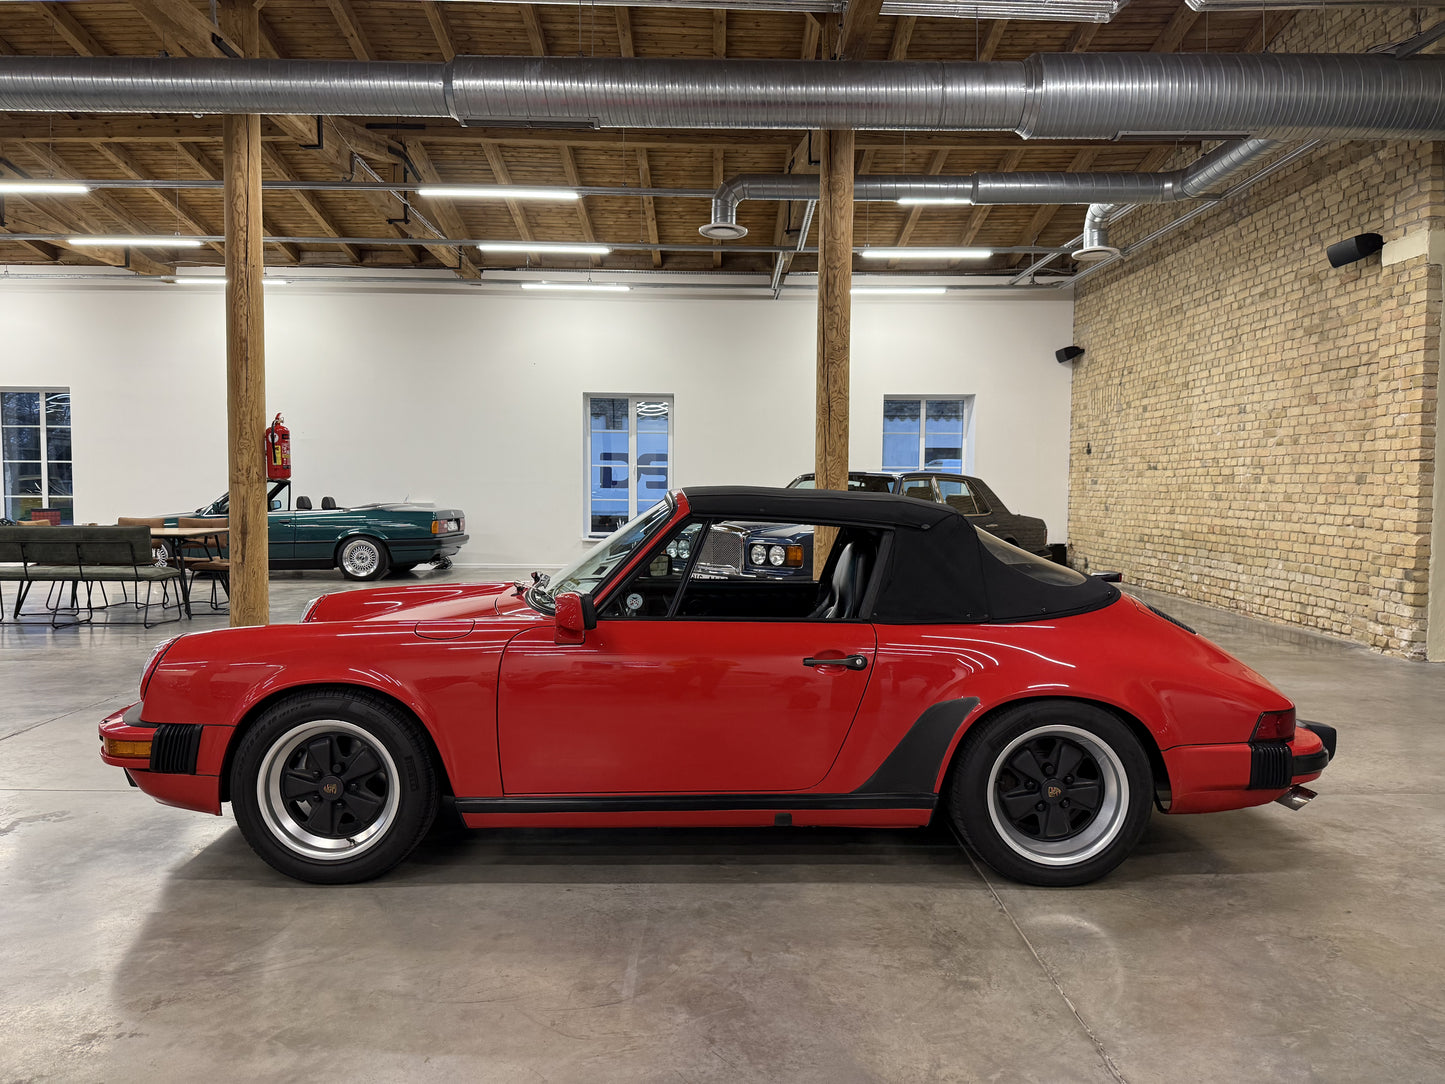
[[0, 53, 1443, 139], [398, 0, 1133, 20], [702, 138, 1284, 240], [1186, 0, 1429, 9]]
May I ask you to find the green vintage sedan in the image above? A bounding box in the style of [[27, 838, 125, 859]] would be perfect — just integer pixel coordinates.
[[170, 483, 468, 581]]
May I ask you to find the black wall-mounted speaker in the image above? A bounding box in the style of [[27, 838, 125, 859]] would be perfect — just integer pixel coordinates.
[[1326, 233, 1385, 268], [1056, 345, 1085, 364]]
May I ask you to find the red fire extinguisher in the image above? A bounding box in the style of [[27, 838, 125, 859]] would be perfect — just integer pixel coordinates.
[[265, 413, 291, 481]]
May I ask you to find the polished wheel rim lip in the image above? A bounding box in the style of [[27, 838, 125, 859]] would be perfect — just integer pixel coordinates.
[[257, 719, 400, 862], [341, 539, 380, 577], [985, 723, 1129, 868]]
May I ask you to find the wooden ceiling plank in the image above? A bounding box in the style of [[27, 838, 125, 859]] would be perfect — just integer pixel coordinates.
[[260, 144, 363, 263], [171, 140, 300, 263], [325, 0, 377, 62], [800, 13, 821, 60], [425, 1, 458, 61], [1066, 21, 1101, 53], [405, 139, 483, 277], [90, 141, 226, 257], [714, 10, 727, 57], [128, 0, 228, 58], [559, 144, 602, 267], [977, 19, 1009, 62], [36, 2, 104, 56], [636, 148, 662, 268]]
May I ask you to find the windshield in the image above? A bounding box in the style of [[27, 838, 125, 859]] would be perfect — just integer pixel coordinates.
[[530, 497, 676, 612], [789, 474, 895, 494], [977, 530, 1088, 587]]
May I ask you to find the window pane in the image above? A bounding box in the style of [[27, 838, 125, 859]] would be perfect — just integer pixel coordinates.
[[1, 392, 40, 427], [5, 495, 44, 521], [923, 398, 965, 472], [44, 391, 71, 428], [47, 497, 74, 525], [635, 400, 669, 506], [589, 397, 630, 535], [602, 520, 704, 618], [46, 426, 71, 462], [882, 398, 922, 471], [3, 461, 43, 496], [47, 461, 73, 497], [2, 426, 40, 460]]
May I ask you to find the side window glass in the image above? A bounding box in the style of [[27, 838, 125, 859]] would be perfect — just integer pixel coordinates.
[[600, 521, 704, 618], [937, 478, 980, 515], [676, 522, 883, 621]]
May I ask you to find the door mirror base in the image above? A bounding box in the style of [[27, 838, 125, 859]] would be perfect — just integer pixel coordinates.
[[554, 592, 597, 644]]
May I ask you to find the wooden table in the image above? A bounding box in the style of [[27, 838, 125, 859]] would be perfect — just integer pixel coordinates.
[[151, 526, 230, 617]]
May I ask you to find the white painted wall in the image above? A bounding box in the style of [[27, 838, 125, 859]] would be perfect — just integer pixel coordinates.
[[0, 280, 1073, 568]]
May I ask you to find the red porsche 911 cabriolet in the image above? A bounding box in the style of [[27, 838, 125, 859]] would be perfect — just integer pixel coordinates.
[[99, 486, 1336, 886]]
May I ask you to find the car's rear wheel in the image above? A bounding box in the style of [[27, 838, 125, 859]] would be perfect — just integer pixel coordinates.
[[230, 690, 438, 883], [337, 535, 388, 581], [947, 701, 1152, 886]]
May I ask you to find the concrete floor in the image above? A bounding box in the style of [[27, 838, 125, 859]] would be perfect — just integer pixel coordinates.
[[2, 570, 1443, 1083]]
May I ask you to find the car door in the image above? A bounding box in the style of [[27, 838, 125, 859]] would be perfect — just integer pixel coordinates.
[[266, 508, 296, 562], [496, 520, 879, 795]]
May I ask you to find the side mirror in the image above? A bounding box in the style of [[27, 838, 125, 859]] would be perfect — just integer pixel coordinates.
[[270, 499, 283, 511], [553, 592, 597, 645]]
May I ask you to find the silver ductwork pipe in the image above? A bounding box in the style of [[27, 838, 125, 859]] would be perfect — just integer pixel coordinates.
[[1, 53, 1445, 139], [1077, 137, 1280, 260], [702, 138, 1284, 240], [387, 0, 1134, 21]]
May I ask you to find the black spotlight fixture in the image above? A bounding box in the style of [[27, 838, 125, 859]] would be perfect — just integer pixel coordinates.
[[1326, 232, 1385, 268], [1056, 345, 1085, 365]]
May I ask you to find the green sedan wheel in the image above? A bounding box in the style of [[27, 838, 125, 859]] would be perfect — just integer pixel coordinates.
[[337, 536, 389, 581]]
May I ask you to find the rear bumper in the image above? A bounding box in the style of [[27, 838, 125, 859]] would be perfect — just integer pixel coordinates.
[[388, 532, 469, 563], [1163, 721, 1338, 815], [99, 703, 224, 815]]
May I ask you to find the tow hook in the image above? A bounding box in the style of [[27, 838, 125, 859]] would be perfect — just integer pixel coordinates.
[[1276, 784, 1317, 810]]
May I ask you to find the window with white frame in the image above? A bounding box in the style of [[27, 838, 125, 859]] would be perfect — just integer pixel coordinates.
[[2, 389, 73, 524], [882, 396, 971, 473], [586, 395, 673, 537]]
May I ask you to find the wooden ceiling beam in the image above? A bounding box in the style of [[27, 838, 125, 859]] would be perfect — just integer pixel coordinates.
[[1008, 147, 1098, 265], [0, 234, 63, 263], [36, 2, 103, 56], [425, 1, 458, 61], [978, 19, 1009, 62], [260, 144, 363, 263], [128, 0, 228, 57], [959, 148, 1023, 248], [615, 7, 635, 58], [886, 15, 915, 61], [325, 0, 377, 62], [635, 149, 662, 268], [1065, 21, 1101, 53], [89, 142, 226, 258], [559, 144, 602, 267], [888, 147, 950, 265], [1150, 6, 1201, 53], [800, 12, 821, 60], [834, 0, 884, 60], [481, 142, 536, 243], [171, 140, 301, 263], [0, 178, 173, 276], [521, 5, 548, 56], [403, 140, 483, 277]]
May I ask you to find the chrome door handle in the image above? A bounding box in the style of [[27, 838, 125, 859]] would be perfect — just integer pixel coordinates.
[[803, 654, 868, 671]]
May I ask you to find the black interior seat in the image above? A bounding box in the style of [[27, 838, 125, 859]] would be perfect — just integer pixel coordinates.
[[321, 497, 338, 509], [295, 496, 312, 510], [810, 541, 873, 620]]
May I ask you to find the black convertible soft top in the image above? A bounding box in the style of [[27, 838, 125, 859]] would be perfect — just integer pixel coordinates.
[[679, 486, 1117, 624]]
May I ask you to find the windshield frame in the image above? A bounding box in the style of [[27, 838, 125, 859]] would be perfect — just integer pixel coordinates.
[[527, 495, 678, 614]]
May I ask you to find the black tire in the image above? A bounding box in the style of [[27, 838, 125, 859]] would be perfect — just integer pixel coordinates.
[[230, 689, 439, 884], [947, 701, 1152, 887], [336, 535, 389, 581]]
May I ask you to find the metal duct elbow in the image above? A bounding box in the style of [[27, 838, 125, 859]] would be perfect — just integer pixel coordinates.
[[701, 175, 817, 239], [1077, 204, 1122, 261]]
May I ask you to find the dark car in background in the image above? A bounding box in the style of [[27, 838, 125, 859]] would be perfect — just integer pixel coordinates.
[[695, 471, 1051, 580]]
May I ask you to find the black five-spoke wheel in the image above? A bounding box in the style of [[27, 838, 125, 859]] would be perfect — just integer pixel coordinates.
[[948, 701, 1154, 887], [231, 690, 439, 883]]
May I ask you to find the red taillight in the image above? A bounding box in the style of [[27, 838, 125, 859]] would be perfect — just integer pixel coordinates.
[[1252, 708, 1296, 742]]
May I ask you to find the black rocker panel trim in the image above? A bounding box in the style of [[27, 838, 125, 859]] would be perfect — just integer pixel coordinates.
[[853, 697, 982, 795], [149, 723, 203, 775], [456, 793, 936, 815]]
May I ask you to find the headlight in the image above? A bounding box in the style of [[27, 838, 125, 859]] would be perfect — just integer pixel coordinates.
[[749, 543, 767, 566], [769, 544, 786, 566], [301, 595, 326, 622], [676, 537, 691, 559], [666, 540, 678, 558], [140, 636, 179, 697]]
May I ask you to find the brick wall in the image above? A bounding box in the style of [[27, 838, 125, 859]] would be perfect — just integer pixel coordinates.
[[1070, 9, 1442, 657]]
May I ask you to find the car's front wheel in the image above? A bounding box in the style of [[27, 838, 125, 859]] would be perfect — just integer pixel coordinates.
[[337, 535, 388, 581], [948, 701, 1153, 886], [230, 690, 439, 883]]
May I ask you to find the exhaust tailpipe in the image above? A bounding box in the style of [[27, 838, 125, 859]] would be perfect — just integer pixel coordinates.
[[1276, 784, 1317, 810]]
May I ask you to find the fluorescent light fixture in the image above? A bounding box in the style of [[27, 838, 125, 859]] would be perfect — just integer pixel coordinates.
[[167, 277, 292, 286], [419, 186, 580, 201], [520, 282, 630, 293], [896, 197, 973, 206], [851, 286, 948, 296], [70, 235, 205, 248], [477, 242, 611, 256], [860, 247, 993, 260], [0, 182, 90, 196]]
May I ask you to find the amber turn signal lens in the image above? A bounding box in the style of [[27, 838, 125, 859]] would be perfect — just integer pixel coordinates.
[[103, 737, 152, 760], [784, 545, 804, 568]]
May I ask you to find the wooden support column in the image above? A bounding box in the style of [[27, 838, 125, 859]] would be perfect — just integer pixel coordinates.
[[814, 128, 854, 573], [221, 0, 268, 627]]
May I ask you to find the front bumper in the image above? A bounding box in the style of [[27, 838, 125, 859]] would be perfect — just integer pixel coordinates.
[[99, 703, 223, 815], [1163, 720, 1338, 815]]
